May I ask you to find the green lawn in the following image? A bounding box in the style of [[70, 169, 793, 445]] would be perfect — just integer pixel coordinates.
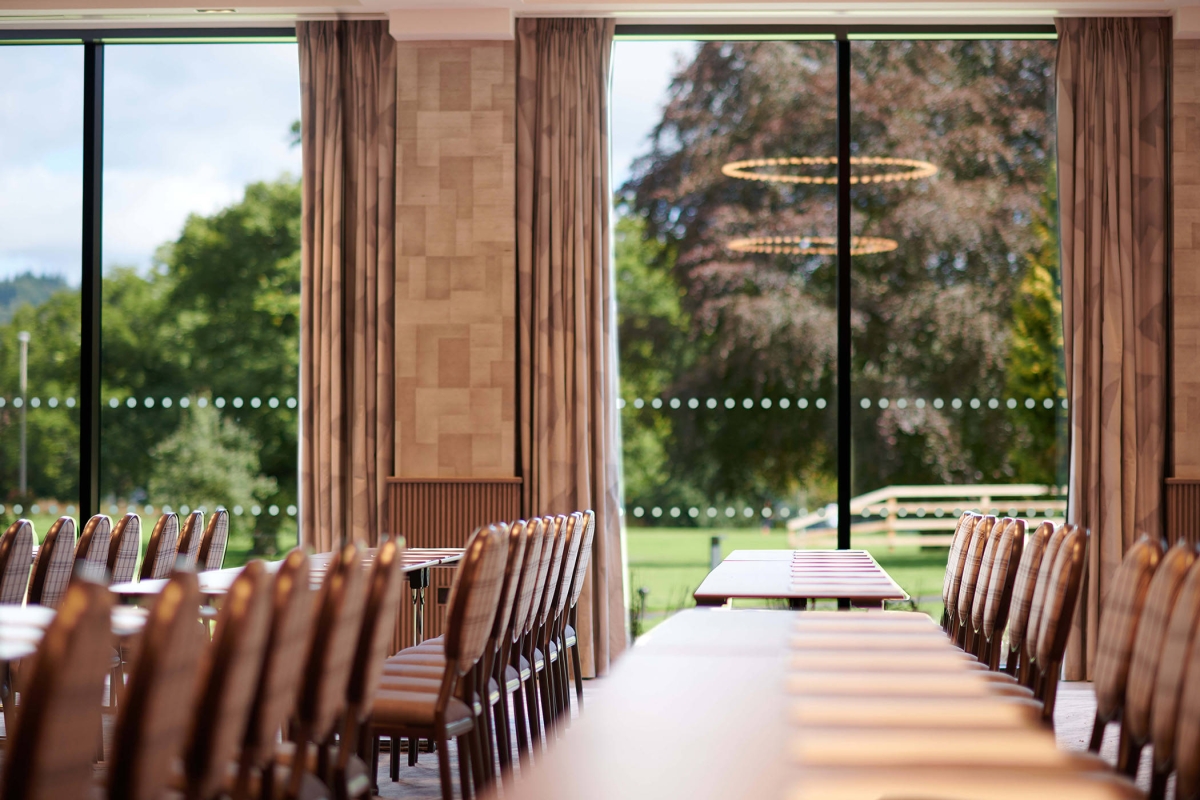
[[626, 527, 946, 634]]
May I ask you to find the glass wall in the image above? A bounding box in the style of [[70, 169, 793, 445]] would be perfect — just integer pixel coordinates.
[[100, 43, 302, 564], [613, 38, 838, 629], [0, 46, 83, 535]]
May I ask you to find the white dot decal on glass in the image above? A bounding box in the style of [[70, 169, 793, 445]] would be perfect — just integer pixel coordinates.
[[109, 505, 119, 514], [951, 398, 963, 409], [287, 398, 297, 409], [144, 397, 155, 408], [12, 398, 21, 408], [651, 398, 662, 409], [1025, 398, 1036, 409], [633, 398, 644, 409], [126, 397, 136, 408], [860, 398, 871, 409], [1006, 398, 1017, 409], [66, 397, 76, 408], [971, 398, 982, 409], [233, 505, 244, 516], [162, 397, 172, 408], [670, 398, 681, 409], [688, 398, 699, 409], [251, 505, 262, 516], [780, 507, 791, 518], [670, 507, 680, 518], [144, 505, 154, 514], [233, 397, 244, 408], [269, 397, 280, 408], [65, 505, 75, 515], [181, 397, 190, 408], [617, 398, 626, 409], [688, 507, 699, 518], [916, 398, 926, 408], [198, 397, 209, 408], [815, 398, 827, 409], [706, 398, 717, 409], [163, 505, 173, 514], [742, 398, 753, 409], [933, 398, 944, 409], [12, 505, 21, 514], [269, 505, 279, 516], [287, 505, 297, 516], [48, 397, 58, 408], [251, 397, 262, 408], [1061, 398, 1069, 409], [779, 398, 790, 409], [798, 398, 809, 409], [879, 398, 889, 409], [29, 397, 40, 408], [180, 505, 190, 515], [29, 504, 39, 514], [896, 398, 907, 409], [725, 398, 735, 409], [761, 398, 772, 409], [651, 507, 662, 518], [725, 507, 736, 518], [987, 398, 998, 409], [48, 504, 58, 514], [633, 507, 644, 518], [761, 508, 772, 518], [0, 398, 6, 408], [743, 507, 754, 518], [707, 508, 717, 518]]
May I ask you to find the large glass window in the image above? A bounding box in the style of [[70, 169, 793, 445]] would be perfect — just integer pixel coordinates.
[[0, 45, 83, 535], [100, 42, 301, 564]]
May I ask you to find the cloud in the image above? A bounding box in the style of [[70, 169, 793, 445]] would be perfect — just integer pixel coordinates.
[[611, 41, 697, 191]]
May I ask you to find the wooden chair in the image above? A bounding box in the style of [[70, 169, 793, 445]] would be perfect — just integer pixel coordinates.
[[180, 560, 273, 800], [139, 512, 181, 581], [368, 524, 509, 800], [961, 516, 1015, 657], [340, 536, 406, 799], [518, 516, 558, 754], [74, 513, 113, 578], [940, 512, 978, 632], [1001, 521, 1056, 676], [177, 510, 206, 571], [107, 513, 142, 584], [1027, 524, 1089, 722], [1109, 539, 1195, 775], [233, 548, 317, 800], [506, 518, 547, 763], [1166, 575, 1200, 800], [107, 571, 207, 800], [953, 515, 999, 650], [563, 509, 597, 706], [971, 517, 1025, 669], [0, 578, 113, 800], [285, 542, 368, 800], [1087, 535, 1165, 753], [28, 516, 77, 608], [0, 519, 34, 604], [197, 508, 231, 572], [1142, 553, 1200, 798], [544, 512, 585, 727], [529, 515, 570, 744]]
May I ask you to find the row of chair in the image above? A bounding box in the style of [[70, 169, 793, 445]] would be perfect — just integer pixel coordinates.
[[369, 511, 597, 800], [1, 534, 406, 800], [939, 512, 1200, 798], [0, 509, 230, 607]]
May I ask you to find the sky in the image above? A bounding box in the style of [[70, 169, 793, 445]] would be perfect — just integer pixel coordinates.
[[0, 39, 691, 285]]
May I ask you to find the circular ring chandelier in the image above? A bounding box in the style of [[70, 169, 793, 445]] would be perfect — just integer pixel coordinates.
[[727, 235, 899, 256], [721, 156, 937, 185]]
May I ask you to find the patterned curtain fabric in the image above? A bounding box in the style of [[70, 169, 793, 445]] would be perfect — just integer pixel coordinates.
[[516, 18, 627, 676], [1057, 17, 1170, 680], [298, 21, 397, 552]]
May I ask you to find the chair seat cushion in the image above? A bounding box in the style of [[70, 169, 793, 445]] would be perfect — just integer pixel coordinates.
[[386, 651, 447, 667], [533, 648, 546, 671], [505, 663, 520, 693], [565, 624, 577, 647], [372, 689, 474, 736], [548, 640, 558, 661], [382, 662, 444, 679]]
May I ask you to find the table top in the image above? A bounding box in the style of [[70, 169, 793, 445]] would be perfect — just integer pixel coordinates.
[[109, 546, 463, 599], [491, 607, 1139, 800], [693, 549, 908, 605], [0, 604, 150, 663]]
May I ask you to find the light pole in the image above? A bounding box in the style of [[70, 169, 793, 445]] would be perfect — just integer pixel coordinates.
[[18, 330, 29, 496]]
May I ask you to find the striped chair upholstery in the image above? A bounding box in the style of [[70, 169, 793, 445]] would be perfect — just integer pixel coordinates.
[[107, 514, 142, 585], [1090, 535, 1163, 736], [28, 517, 78, 608], [0, 519, 35, 604], [1033, 525, 1088, 721], [510, 519, 547, 648], [1150, 557, 1200, 783], [1169, 566, 1200, 800], [1023, 524, 1071, 669], [175, 511, 205, 571], [976, 518, 1026, 669], [941, 513, 977, 630], [1003, 521, 1055, 673], [954, 515, 997, 638], [535, 516, 568, 632], [449, 524, 511, 677], [74, 514, 113, 576], [197, 509, 230, 572], [139, 513, 180, 581], [969, 518, 1016, 632], [1118, 541, 1198, 777]]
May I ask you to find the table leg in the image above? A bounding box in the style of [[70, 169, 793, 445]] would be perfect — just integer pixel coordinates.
[[788, 598, 810, 610], [408, 567, 430, 646]]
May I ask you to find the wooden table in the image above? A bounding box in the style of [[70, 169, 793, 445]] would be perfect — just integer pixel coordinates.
[[693, 549, 908, 608], [490, 608, 1139, 800], [109, 547, 463, 645]]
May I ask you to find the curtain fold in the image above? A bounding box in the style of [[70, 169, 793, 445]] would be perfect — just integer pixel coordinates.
[[1057, 16, 1170, 680], [298, 21, 397, 552], [516, 18, 627, 676]]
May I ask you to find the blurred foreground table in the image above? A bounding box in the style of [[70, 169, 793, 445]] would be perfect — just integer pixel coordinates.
[[694, 549, 908, 609]]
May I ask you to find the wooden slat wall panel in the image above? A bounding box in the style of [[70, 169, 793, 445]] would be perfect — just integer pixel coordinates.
[[1167, 479, 1200, 547], [387, 478, 522, 648]]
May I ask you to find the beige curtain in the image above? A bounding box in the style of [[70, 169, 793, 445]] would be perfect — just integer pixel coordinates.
[[1057, 17, 1170, 680], [298, 21, 397, 552], [516, 18, 627, 676]]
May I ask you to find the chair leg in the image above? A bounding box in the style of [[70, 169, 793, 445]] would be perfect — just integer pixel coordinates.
[[512, 678, 531, 766], [1088, 715, 1106, 753], [1149, 766, 1168, 800], [390, 736, 400, 781], [451, 734, 470, 800], [1116, 728, 1142, 778], [571, 641, 584, 706], [525, 648, 544, 754], [538, 656, 555, 737], [468, 714, 488, 794], [408, 736, 418, 768], [370, 735, 381, 797], [494, 683, 513, 778]]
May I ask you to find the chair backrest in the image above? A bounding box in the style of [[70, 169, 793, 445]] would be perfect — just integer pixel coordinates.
[[74, 514, 113, 576], [955, 515, 997, 630], [197, 509, 230, 572], [968, 517, 1016, 633], [240, 548, 316, 772], [1092, 535, 1164, 721], [1168, 566, 1200, 800], [108, 513, 143, 584], [1150, 556, 1200, 774], [977, 518, 1026, 647], [524, 517, 558, 636], [1023, 523, 1071, 665], [347, 537, 407, 722], [537, 515, 571, 629], [28, 516, 78, 608], [566, 510, 597, 612], [551, 513, 585, 624], [0, 578, 113, 800], [298, 542, 367, 743], [1005, 521, 1054, 662], [183, 560, 272, 800], [509, 519, 547, 644], [108, 571, 207, 800], [176, 510, 205, 571], [490, 522, 528, 652], [0, 519, 34, 604], [140, 513, 181, 581], [941, 512, 977, 623], [443, 524, 509, 677], [1122, 540, 1197, 748], [1034, 525, 1089, 672]]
